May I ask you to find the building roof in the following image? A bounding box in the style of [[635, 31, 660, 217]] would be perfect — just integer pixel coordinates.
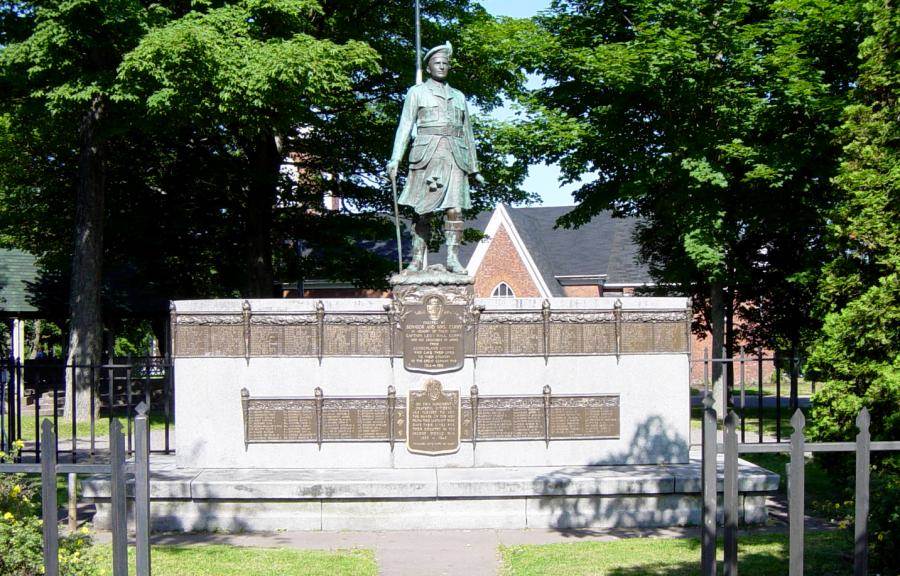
[[0, 248, 39, 316], [444, 205, 653, 297]]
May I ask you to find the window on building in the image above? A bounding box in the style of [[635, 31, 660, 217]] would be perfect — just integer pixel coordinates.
[[491, 282, 515, 298]]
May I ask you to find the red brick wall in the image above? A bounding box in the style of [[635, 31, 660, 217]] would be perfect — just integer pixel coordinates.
[[562, 285, 600, 297], [690, 331, 776, 386], [473, 225, 541, 298]]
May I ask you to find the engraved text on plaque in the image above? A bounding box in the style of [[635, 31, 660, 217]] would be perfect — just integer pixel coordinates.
[[407, 379, 461, 455]]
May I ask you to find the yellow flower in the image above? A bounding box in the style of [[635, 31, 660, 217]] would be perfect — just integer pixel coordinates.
[[10, 484, 21, 497], [80, 526, 90, 535], [878, 533, 885, 542], [13, 439, 24, 450], [2, 512, 14, 522]]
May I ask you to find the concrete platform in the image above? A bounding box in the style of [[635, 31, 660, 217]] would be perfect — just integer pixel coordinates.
[[83, 454, 778, 532]]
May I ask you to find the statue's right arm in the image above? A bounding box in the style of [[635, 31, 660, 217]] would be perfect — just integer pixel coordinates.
[[388, 87, 417, 178]]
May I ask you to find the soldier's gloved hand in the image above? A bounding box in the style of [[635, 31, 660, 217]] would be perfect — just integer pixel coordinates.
[[472, 173, 486, 186], [387, 160, 398, 181]]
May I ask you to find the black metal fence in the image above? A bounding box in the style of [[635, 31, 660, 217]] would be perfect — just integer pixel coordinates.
[[699, 393, 900, 576], [0, 404, 152, 575], [0, 357, 173, 461], [693, 350, 814, 443]]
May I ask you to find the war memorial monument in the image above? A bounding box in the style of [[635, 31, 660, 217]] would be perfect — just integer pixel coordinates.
[[86, 42, 777, 532]]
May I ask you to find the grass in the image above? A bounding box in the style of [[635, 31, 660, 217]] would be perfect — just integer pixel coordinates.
[[12, 412, 171, 441], [689, 406, 800, 440], [88, 544, 377, 576], [691, 378, 819, 398], [500, 531, 850, 576], [741, 452, 850, 520]]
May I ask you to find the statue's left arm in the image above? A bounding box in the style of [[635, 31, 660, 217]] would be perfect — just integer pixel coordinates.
[[464, 100, 480, 174], [464, 100, 485, 184]]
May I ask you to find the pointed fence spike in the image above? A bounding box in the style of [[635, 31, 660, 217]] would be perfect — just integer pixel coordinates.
[[135, 401, 149, 416], [702, 391, 715, 410], [791, 408, 805, 430], [856, 406, 871, 431]]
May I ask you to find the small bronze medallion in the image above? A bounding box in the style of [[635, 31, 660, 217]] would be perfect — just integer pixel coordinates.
[[401, 294, 466, 373], [407, 378, 460, 455]]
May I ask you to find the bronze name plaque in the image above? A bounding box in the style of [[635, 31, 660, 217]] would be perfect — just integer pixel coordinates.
[[461, 394, 620, 441], [241, 389, 406, 445], [241, 389, 618, 446], [401, 295, 466, 373], [407, 379, 461, 455]]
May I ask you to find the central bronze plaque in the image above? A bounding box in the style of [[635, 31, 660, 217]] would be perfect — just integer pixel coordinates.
[[407, 379, 460, 455], [402, 295, 466, 373]]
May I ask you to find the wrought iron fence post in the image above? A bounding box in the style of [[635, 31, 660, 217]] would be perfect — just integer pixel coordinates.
[[701, 392, 717, 576], [789, 409, 806, 576], [724, 410, 739, 576], [41, 420, 59, 576], [854, 407, 871, 576], [135, 401, 152, 576]]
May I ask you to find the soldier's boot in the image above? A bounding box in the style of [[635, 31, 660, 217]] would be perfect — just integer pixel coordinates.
[[444, 220, 467, 274], [405, 233, 427, 273]]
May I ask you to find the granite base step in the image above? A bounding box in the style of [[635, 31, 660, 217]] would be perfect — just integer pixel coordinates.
[[82, 455, 778, 532]]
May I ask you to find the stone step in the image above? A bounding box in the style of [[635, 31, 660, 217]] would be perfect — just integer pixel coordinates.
[[82, 456, 778, 532]]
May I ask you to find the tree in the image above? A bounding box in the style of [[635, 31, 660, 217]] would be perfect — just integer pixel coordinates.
[[807, 0, 898, 566], [1, 0, 162, 418], [495, 0, 864, 408]]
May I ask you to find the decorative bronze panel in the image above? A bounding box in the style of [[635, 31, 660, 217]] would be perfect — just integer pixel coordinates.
[[211, 325, 243, 357], [582, 323, 616, 354], [357, 325, 391, 356], [508, 324, 542, 355], [549, 324, 583, 355], [242, 391, 408, 444], [461, 397, 545, 440], [549, 396, 619, 438], [462, 394, 620, 440], [241, 389, 617, 445], [407, 379, 460, 455], [621, 323, 655, 354], [244, 398, 318, 442], [250, 325, 283, 357], [175, 325, 209, 357], [652, 322, 687, 353], [477, 324, 507, 355], [402, 295, 467, 373], [282, 325, 317, 356], [324, 325, 355, 356], [175, 303, 690, 358]]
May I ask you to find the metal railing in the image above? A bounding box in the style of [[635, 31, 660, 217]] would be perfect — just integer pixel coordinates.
[[693, 349, 812, 443], [0, 403, 152, 575], [699, 393, 900, 575], [0, 357, 173, 461]]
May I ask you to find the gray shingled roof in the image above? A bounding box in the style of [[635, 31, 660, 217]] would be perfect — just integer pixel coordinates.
[[433, 206, 652, 296], [0, 249, 39, 316]]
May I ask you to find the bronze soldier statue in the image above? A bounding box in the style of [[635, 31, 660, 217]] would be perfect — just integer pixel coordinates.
[[387, 42, 485, 275]]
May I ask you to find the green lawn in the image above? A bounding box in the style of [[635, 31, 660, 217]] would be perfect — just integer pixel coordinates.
[[691, 378, 820, 399], [689, 406, 800, 440], [12, 412, 171, 441], [89, 544, 377, 576], [501, 531, 850, 576]]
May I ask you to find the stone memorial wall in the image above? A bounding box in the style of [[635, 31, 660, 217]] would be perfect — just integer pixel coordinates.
[[173, 296, 691, 469]]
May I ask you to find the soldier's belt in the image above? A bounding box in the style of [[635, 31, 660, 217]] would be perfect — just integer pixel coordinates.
[[417, 125, 464, 137]]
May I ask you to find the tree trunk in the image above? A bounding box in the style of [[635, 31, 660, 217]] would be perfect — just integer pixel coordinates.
[[244, 130, 280, 297], [709, 281, 726, 418], [64, 96, 105, 421], [724, 279, 735, 405]]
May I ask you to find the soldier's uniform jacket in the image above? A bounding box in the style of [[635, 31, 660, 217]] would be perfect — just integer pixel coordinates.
[[390, 79, 479, 175]]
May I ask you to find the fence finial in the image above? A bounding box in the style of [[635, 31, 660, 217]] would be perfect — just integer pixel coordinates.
[[702, 391, 715, 410], [856, 406, 870, 431], [135, 401, 149, 416], [790, 408, 806, 431]]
